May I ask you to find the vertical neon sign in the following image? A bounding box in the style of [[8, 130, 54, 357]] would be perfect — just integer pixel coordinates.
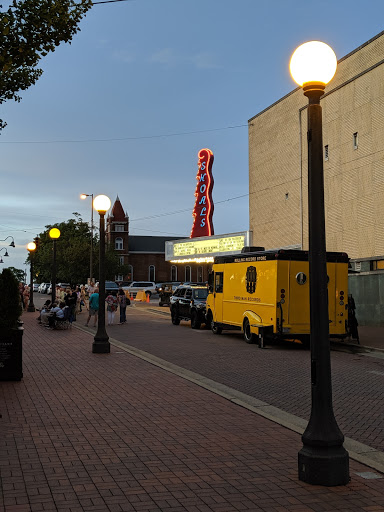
[[190, 148, 214, 238]]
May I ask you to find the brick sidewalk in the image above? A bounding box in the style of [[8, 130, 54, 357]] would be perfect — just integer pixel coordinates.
[[0, 313, 383, 512]]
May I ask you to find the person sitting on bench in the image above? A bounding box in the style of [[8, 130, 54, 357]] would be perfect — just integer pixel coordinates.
[[47, 302, 65, 329]]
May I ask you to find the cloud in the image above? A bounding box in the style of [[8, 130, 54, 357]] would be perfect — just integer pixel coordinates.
[[149, 48, 177, 67], [190, 52, 221, 70], [112, 49, 136, 64]]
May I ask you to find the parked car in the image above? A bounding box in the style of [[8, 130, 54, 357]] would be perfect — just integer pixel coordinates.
[[39, 283, 51, 294], [105, 281, 119, 294], [57, 283, 71, 290], [47, 284, 52, 295], [122, 281, 157, 298], [158, 283, 182, 306], [33, 283, 40, 292], [169, 285, 209, 329]]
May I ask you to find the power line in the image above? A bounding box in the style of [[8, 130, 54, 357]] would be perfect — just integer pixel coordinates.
[[0, 124, 248, 145], [92, 0, 135, 4]]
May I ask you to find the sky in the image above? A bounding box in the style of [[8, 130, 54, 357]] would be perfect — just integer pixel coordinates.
[[1, 0, 384, 273]]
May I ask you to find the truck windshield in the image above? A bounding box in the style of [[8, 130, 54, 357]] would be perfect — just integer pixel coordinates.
[[193, 289, 208, 299]]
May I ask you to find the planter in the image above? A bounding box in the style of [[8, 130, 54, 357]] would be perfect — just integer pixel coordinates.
[[0, 326, 23, 381]]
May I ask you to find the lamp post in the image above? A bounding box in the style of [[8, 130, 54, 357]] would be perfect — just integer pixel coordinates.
[[27, 242, 36, 312], [290, 41, 349, 486], [0, 236, 15, 247], [49, 228, 61, 304], [92, 194, 111, 354], [80, 193, 94, 284]]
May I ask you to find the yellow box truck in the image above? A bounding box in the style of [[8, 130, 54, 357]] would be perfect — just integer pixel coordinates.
[[205, 249, 349, 347]]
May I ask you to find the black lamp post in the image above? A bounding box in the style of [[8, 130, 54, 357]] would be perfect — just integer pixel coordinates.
[[80, 193, 94, 284], [290, 41, 349, 486], [92, 194, 111, 354], [49, 228, 61, 304], [27, 242, 36, 312]]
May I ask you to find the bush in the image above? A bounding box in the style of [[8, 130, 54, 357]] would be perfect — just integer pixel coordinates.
[[0, 268, 23, 329]]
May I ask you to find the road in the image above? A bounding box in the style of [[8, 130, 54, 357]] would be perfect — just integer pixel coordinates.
[[34, 293, 384, 454]]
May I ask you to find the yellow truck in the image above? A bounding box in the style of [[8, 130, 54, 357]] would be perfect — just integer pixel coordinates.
[[205, 248, 349, 347]]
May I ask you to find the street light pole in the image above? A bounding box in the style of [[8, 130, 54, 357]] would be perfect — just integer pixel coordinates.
[[80, 193, 94, 284], [49, 228, 61, 304], [92, 194, 111, 354], [290, 41, 349, 486], [26, 242, 36, 312]]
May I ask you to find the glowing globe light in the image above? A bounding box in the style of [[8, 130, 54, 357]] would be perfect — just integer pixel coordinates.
[[27, 242, 36, 252], [80, 194, 87, 199], [49, 228, 61, 239], [289, 41, 337, 87], [93, 194, 111, 213]]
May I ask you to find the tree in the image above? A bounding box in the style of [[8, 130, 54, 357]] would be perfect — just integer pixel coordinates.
[[27, 214, 127, 285], [7, 266, 26, 283], [0, 0, 92, 130]]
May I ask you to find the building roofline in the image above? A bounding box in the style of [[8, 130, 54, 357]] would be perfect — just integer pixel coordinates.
[[248, 30, 384, 124]]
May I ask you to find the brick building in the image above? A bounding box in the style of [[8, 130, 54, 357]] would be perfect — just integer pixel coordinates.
[[106, 197, 208, 283], [248, 30, 384, 266]]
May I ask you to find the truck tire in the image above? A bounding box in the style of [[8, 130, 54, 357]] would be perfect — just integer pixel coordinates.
[[191, 311, 201, 329], [171, 307, 180, 325], [243, 318, 257, 344], [211, 323, 222, 335]]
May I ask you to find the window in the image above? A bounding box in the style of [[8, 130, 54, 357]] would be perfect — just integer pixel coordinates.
[[197, 266, 203, 282], [372, 260, 384, 271], [116, 274, 124, 282], [149, 265, 155, 282], [115, 237, 123, 250], [353, 132, 358, 149], [171, 265, 177, 281], [324, 145, 329, 161], [185, 289, 192, 299], [285, 193, 289, 200], [185, 266, 191, 282], [215, 272, 223, 293], [115, 225, 124, 232], [119, 256, 124, 265], [127, 265, 133, 280]]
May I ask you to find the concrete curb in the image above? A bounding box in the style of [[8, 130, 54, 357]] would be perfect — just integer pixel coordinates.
[[75, 323, 384, 475]]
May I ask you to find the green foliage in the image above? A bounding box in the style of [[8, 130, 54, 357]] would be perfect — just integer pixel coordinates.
[[7, 266, 26, 283], [0, 267, 22, 328], [0, 0, 92, 129], [27, 214, 125, 285]]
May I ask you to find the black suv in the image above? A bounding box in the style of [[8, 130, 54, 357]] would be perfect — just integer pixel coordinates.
[[169, 285, 208, 329]]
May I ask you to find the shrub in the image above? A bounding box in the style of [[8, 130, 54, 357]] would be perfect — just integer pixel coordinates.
[[0, 268, 23, 329]]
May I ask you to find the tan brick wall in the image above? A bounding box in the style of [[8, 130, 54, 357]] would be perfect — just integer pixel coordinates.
[[249, 32, 384, 259]]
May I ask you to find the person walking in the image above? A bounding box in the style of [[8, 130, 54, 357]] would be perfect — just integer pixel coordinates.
[[64, 287, 77, 324], [117, 288, 129, 324], [85, 287, 99, 327], [105, 292, 118, 326]]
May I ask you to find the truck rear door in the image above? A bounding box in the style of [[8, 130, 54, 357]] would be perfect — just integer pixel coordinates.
[[213, 272, 224, 323]]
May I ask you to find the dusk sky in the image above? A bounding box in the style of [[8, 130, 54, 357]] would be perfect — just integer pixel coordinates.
[[1, 0, 384, 273]]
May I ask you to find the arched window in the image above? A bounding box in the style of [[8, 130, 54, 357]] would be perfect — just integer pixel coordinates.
[[197, 266, 203, 282], [185, 266, 191, 282], [115, 237, 123, 250], [171, 265, 177, 282], [128, 265, 133, 281], [149, 265, 155, 282]]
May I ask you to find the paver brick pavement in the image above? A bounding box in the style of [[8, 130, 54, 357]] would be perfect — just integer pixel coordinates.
[[0, 313, 383, 511]]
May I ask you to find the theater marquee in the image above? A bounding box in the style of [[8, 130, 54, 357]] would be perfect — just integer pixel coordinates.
[[165, 231, 252, 263]]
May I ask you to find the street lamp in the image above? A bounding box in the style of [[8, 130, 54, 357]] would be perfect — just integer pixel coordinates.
[[26, 242, 36, 312], [92, 194, 111, 354], [0, 247, 10, 258], [290, 41, 349, 486], [49, 228, 61, 304], [80, 193, 94, 284], [0, 236, 15, 247]]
